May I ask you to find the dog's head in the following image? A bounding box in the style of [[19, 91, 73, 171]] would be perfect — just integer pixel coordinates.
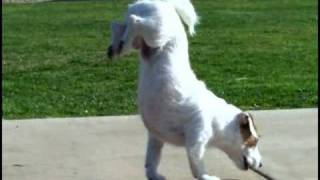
[[219, 112, 262, 171]]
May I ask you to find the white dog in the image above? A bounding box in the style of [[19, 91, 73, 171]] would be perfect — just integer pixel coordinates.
[[107, 0, 262, 180]]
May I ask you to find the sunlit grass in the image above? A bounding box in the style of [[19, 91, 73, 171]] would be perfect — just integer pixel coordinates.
[[2, 0, 317, 119]]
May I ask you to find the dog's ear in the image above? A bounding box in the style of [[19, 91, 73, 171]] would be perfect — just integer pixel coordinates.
[[247, 112, 258, 134], [237, 112, 259, 146], [238, 112, 250, 128]]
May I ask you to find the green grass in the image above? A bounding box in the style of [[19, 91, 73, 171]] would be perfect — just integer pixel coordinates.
[[2, 0, 317, 119]]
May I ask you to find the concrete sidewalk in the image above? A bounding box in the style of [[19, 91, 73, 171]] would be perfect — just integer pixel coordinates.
[[2, 109, 318, 180]]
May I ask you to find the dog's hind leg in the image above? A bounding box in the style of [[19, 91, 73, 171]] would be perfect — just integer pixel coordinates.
[[145, 134, 166, 180]]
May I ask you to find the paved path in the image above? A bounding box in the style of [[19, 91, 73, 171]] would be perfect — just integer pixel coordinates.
[[2, 109, 318, 180]]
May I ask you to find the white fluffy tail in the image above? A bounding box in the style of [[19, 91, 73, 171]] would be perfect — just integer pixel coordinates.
[[161, 0, 199, 36]]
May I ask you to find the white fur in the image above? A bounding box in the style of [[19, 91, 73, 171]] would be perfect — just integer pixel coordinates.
[[159, 0, 199, 35], [108, 0, 262, 179]]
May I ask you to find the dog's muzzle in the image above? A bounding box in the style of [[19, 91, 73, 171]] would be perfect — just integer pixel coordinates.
[[243, 156, 262, 170], [243, 156, 249, 170]]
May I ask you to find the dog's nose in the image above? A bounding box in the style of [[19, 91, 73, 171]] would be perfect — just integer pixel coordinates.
[[259, 162, 263, 168]]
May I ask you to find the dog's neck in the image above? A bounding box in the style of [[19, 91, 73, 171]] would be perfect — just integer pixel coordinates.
[[210, 117, 239, 151], [139, 35, 189, 64]]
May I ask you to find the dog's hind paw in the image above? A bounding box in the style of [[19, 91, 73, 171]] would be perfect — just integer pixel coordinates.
[[200, 174, 220, 180], [107, 45, 113, 59]]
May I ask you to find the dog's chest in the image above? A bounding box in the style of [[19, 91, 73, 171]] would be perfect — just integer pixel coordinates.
[[138, 66, 182, 120], [139, 85, 186, 145], [137, 61, 189, 144]]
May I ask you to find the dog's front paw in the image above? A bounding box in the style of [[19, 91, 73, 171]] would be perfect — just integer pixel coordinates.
[[147, 173, 166, 180], [107, 45, 114, 59], [199, 174, 220, 180], [147, 175, 166, 180]]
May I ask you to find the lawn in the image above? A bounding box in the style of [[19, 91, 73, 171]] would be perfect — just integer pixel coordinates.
[[2, 0, 317, 119]]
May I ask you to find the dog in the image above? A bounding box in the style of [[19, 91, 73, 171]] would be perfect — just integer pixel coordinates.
[[107, 0, 262, 179]]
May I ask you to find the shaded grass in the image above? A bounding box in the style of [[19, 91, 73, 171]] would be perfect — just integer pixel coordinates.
[[2, 0, 317, 119]]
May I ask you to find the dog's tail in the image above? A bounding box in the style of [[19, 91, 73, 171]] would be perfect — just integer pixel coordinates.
[[162, 0, 199, 36]]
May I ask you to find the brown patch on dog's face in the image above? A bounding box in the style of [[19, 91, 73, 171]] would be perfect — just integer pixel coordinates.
[[238, 112, 259, 147]]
